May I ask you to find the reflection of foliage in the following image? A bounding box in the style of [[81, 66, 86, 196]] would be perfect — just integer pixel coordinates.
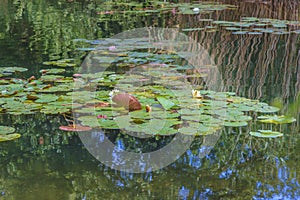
[[0, 0, 300, 199]]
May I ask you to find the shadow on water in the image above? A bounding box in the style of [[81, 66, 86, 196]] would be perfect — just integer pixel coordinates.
[[0, 0, 299, 199]]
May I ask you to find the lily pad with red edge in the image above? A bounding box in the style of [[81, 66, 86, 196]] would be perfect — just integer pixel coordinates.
[[59, 125, 92, 132]]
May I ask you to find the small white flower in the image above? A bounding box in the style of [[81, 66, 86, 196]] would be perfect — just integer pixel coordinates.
[[193, 8, 200, 13], [109, 89, 120, 98]]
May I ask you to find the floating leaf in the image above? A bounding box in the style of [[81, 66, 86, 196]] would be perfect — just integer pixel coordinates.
[[150, 110, 180, 119], [129, 110, 151, 119], [224, 121, 248, 127], [255, 104, 280, 113], [40, 75, 64, 82], [156, 96, 175, 110], [1, 67, 28, 73], [43, 59, 77, 67], [179, 126, 198, 135], [258, 115, 296, 124], [232, 31, 248, 35], [40, 68, 65, 75], [40, 105, 70, 114], [35, 94, 59, 103], [0, 126, 20, 142], [0, 126, 15, 134], [97, 119, 119, 129], [0, 133, 21, 142], [182, 28, 205, 32], [249, 130, 283, 138], [114, 115, 131, 129], [59, 125, 92, 132]]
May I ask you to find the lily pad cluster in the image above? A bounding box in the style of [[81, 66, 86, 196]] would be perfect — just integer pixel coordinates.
[[0, 69, 75, 115], [0, 32, 293, 136], [183, 17, 300, 35], [0, 125, 20, 142], [0, 67, 28, 77], [94, 1, 236, 18], [247, 114, 296, 138], [42, 58, 77, 67], [71, 63, 282, 136]]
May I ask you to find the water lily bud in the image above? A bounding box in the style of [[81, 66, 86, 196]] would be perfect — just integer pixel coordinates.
[[192, 89, 202, 99], [146, 105, 152, 112], [28, 76, 36, 82]]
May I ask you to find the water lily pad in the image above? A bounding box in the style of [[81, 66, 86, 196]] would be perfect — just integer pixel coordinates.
[[59, 125, 92, 132], [40, 75, 64, 82], [114, 115, 131, 129], [182, 28, 205, 32], [225, 27, 240, 31], [255, 104, 280, 113], [156, 96, 175, 110], [258, 115, 296, 124], [43, 59, 77, 67], [232, 31, 248, 35], [179, 126, 198, 135], [0, 133, 21, 142], [0, 126, 20, 142], [249, 130, 283, 138], [1, 67, 28, 73], [156, 127, 178, 136], [35, 94, 59, 103], [0, 126, 15, 134], [150, 110, 180, 119], [37, 83, 73, 93], [179, 109, 203, 116], [181, 115, 201, 122], [40, 105, 70, 114], [129, 110, 151, 119], [97, 119, 120, 129], [224, 121, 248, 127], [40, 68, 66, 75]]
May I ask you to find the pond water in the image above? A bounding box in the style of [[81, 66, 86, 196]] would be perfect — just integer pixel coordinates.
[[0, 0, 300, 199]]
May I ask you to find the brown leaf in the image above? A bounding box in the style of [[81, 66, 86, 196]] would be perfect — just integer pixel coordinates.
[[112, 93, 142, 111], [85, 102, 110, 108], [59, 125, 92, 132], [27, 94, 38, 100]]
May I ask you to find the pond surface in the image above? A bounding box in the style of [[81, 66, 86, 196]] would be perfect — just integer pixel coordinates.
[[0, 0, 300, 199]]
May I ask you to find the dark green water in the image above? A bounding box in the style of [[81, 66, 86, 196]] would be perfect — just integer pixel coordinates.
[[0, 0, 300, 199]]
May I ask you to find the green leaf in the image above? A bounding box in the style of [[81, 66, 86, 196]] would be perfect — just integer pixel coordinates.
[[156, 96, 175, 110], [129, 110, 151, 119], [35, 94, 59, 103], [0, 133, 21, 142], [224, 121, 248, 127], [249, 130, 283, 138], [258, 115, 296, 124], [179, 127, 198, 135], [255, 103, 280, 113], [0, 126, 15, 135], [114, 115, 131, 129], [40, 68, 65, 74]]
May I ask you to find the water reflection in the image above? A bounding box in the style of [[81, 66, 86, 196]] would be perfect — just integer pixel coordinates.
[[0, 0, 299, 199]]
